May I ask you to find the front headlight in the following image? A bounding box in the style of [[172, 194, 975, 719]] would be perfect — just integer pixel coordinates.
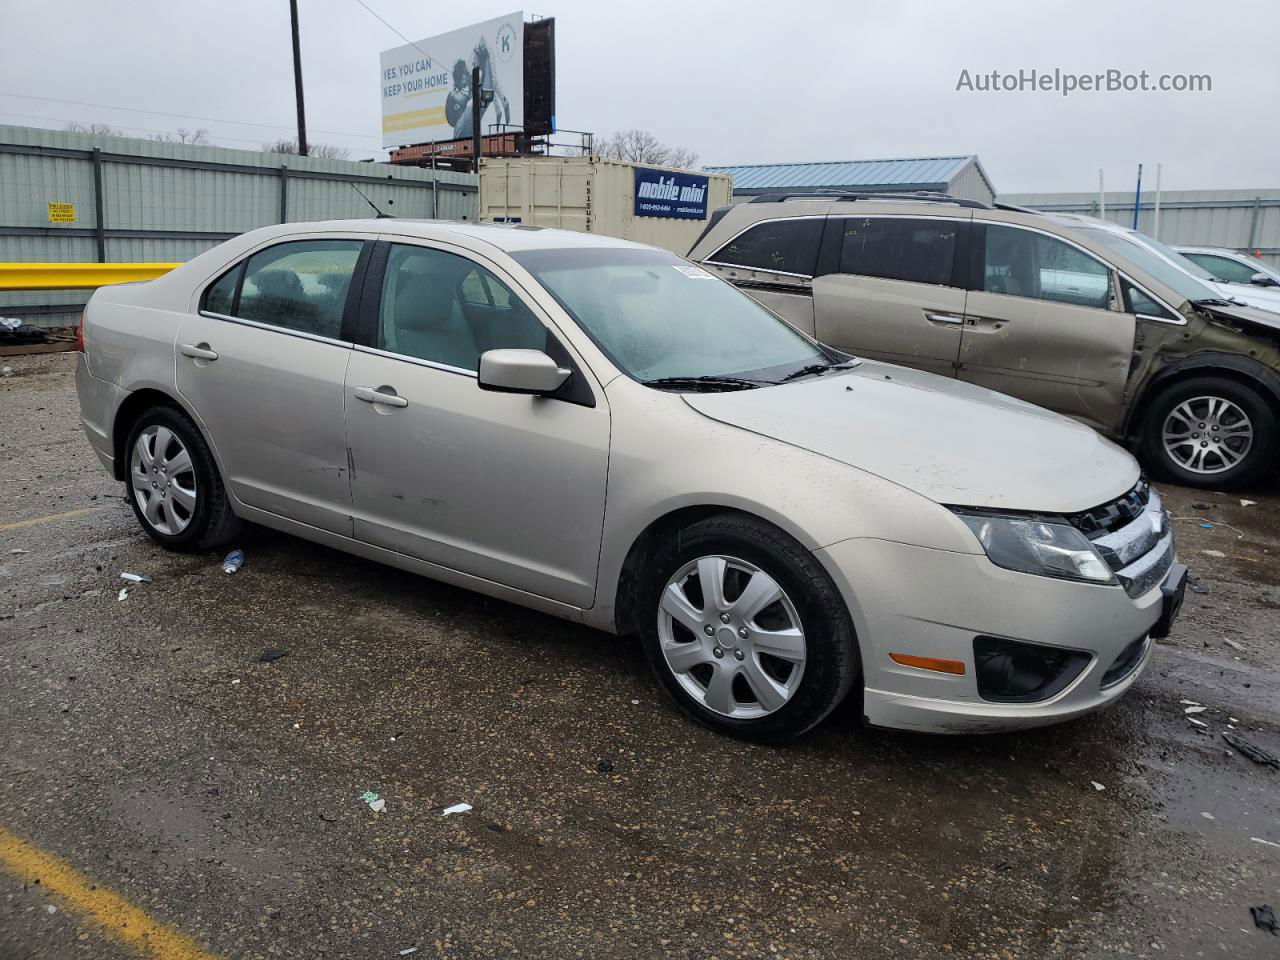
[[953, 510, 1116, 585]]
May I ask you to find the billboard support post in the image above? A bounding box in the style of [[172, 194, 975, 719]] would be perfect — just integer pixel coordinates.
[[289, 0, 308, 157], [472, 66, 483, 174]]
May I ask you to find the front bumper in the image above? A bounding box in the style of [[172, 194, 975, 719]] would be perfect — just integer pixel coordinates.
[[815, 537, 1180, 734]]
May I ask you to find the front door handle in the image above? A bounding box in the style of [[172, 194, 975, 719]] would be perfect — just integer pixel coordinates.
[[179, 342, 218, 361], [925, 313, 964, 326], [354, 385, 408, 408]]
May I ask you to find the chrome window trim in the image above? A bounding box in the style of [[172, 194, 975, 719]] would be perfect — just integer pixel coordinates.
[[196, 310, 353, 348], [1116, 271, 1187, 326], [705, 214, 828, 279], [351, 343, 478, 379]]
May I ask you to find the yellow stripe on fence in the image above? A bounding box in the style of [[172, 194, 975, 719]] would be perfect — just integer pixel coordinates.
[[0, 262, 179, 291]]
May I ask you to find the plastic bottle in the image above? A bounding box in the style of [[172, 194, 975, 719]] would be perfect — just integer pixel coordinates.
[[221, 549, 245, 574]]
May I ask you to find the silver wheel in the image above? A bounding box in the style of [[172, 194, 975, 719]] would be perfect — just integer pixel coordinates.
[[130, 425, 197, 535], [657, 555, 807, 719], [1161, 395, 1254, 475]]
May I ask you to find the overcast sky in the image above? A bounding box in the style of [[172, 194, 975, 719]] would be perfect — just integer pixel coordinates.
[[1, 0, 1276, 195]]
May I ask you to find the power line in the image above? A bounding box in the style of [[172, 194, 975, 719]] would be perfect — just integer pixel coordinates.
[[352, 0, 443, 68], [0, 90, 382, 142]]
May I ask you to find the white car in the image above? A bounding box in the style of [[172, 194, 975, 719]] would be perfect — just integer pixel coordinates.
[[1176, 246, 1280, 302]]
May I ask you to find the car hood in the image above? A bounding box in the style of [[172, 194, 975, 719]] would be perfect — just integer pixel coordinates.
[[1212, 282, 1280, 316], [1198, 299, 1280, 337], [682, 361, 1139, 513]]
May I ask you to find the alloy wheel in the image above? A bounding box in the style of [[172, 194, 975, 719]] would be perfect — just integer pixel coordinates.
[[130, 425, 197, 535], [1161, 395, 1254, 475], [657, 555, 807, 719]]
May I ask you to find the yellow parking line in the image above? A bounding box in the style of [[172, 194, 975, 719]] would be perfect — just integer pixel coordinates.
[[0, 826, 220, 960], [0, 505, 107, 532]]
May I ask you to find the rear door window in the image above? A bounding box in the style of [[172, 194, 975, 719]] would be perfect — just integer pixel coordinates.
[[234, 240, 364, 339], [838, 217, 958, 285], [1183, 252, 1259, 285], [983, 224, 1111, 309], [709, 218, 823, 276]]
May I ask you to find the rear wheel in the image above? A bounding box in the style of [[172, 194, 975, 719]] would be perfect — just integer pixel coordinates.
[[124, 405, 241, 552], [640, 514, 858, 741], [1142, 377, 1276, 489]]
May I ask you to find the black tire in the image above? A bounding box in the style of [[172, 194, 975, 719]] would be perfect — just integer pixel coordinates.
[[639, 513, 859, 742], [123, 404, 242, 552], [1141, 377, 1276, 490]]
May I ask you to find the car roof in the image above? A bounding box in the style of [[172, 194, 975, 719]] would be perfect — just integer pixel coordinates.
[[274, 218, 648, 254]]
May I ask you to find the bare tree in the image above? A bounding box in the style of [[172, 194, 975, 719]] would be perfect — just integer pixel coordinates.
[[151, 127, 210, 145], [64, 121, 124, 136], [263, 138, 350, 160], [598, 129, 699, 169]]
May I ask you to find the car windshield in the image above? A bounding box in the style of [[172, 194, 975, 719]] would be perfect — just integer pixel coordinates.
[[512, 247, 832, 386], [1074, 227, 1222, 304], [1129, 232, 1220, 282]]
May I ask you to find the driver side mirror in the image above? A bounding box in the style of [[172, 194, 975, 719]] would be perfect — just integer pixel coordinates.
[[1250, 271, 1279, 288], [478, 349, 571, 396]]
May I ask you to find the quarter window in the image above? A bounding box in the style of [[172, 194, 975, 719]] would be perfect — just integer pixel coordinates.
[[233, 240, 363, 338], [838, 217, 957, 285], [202, 265, 240, 316], [379, 244, 547, 372], [983, 225, 1111, 309], [709, 218, 823, 276], [1123, 280, 1176, 320]]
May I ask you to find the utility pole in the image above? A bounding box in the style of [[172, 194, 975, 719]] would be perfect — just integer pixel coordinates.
[[471, 65, 493, 174], [289, 0, 309, 157], [1132, 163, 1142, 230], [1152, 162, 1163, 241]]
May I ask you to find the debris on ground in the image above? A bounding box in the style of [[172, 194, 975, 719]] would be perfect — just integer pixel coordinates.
[[1184, 705, 1208, 715], [1251, 837, 1280, 849], [1201, 549, 1226, 558], [1241, 499, 1257, 507], [1180, 699, 1201, 705], [1187, 717, 1208, 728], [1222, 732, 1280, 769], [441, 803, 472, 816], [119, 572, 151, 583], [1200, 522, 1214, 529], [1192, 502, 1213, 510], [9, 549, 28, 555], [1200, 811, 1215, 820], [1090, 781, 1105, 791], [1223, 638, 1245, 651], [597, 759, 614, 773], [361, 791, 385, 813], [116, 587, 129, 601], [399, 949, 419, 957], [258, 649, 289, 663], [1187, 576, 1209, 595], [221, 549, 245, 574], [0, 318, 49, 345], [1250, 904, 1277, 935]]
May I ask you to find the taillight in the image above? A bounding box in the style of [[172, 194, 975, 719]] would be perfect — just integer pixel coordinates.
[[75, 313, 85, 352]]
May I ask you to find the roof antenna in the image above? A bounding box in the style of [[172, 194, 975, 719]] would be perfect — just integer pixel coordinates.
[[349, 182, 394, 218]]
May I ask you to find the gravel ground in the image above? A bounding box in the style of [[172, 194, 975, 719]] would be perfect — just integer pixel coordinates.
[[1, 353, 1278, 959]]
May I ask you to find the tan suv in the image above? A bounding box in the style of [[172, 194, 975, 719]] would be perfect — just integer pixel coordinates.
[[689, 194, 1280, 489]]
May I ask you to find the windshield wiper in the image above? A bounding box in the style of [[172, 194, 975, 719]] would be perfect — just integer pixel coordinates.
[[643, 375, 765, 392], [777, 359, 859, 383], [1193, 297, 1239, 308]]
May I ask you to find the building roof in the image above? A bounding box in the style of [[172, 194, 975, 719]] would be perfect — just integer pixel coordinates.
[[705, 155, 987, 194]]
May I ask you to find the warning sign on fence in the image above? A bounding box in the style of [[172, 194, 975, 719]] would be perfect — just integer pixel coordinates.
[[47, 203, 76, 224]]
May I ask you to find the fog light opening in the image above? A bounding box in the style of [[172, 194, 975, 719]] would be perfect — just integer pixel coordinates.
[[973, 636, 1091, 703]]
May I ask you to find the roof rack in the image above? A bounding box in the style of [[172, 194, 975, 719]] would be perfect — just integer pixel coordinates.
[[747, 191, 991, 209], [991, 201, 1041, 214]]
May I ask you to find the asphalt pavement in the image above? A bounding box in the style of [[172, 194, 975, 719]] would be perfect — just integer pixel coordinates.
[[2, 353, 1278, 959]]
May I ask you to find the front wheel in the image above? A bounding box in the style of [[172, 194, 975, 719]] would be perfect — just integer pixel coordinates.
[[124, 405, 242, 552], [640, 514, 859, 741], [1142, 377, 1276, 490]]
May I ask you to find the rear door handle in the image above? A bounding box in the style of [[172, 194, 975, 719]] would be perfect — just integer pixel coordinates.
[[179, 343, 218, 361], [354, 385, 408, 408], [925, 312, 964, 326]]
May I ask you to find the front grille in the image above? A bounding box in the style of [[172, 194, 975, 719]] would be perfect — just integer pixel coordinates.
[[1064, 480, 1151, 537]]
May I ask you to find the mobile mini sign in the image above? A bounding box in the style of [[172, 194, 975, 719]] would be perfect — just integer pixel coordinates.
[[633, 168, 710, 220], [380, 12, 524, 148]]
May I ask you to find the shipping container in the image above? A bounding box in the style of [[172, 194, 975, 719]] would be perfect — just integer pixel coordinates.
[[478, 156, 733, 255]]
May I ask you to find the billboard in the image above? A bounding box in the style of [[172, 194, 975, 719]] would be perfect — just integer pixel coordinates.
[[380, 12, 524, 148], [634, 167, 710, 220]]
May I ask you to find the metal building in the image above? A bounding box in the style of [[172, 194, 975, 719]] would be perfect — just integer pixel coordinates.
[[1000, 188, 1280, 270], [705, 155, 996, 206], [0, 124, 478, 326]]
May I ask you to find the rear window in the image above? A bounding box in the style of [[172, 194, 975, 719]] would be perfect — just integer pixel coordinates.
[[708, 218, 823, 276]]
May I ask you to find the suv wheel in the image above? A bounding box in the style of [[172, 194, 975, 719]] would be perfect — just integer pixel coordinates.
[[124, 405, 242, 552], [640, 514, 858, 741], [1142, 376, 1276, 489]]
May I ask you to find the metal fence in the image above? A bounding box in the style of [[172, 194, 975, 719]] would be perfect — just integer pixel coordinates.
[[0, 124, 478, 326], [1000, 188, 1280, 270]]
